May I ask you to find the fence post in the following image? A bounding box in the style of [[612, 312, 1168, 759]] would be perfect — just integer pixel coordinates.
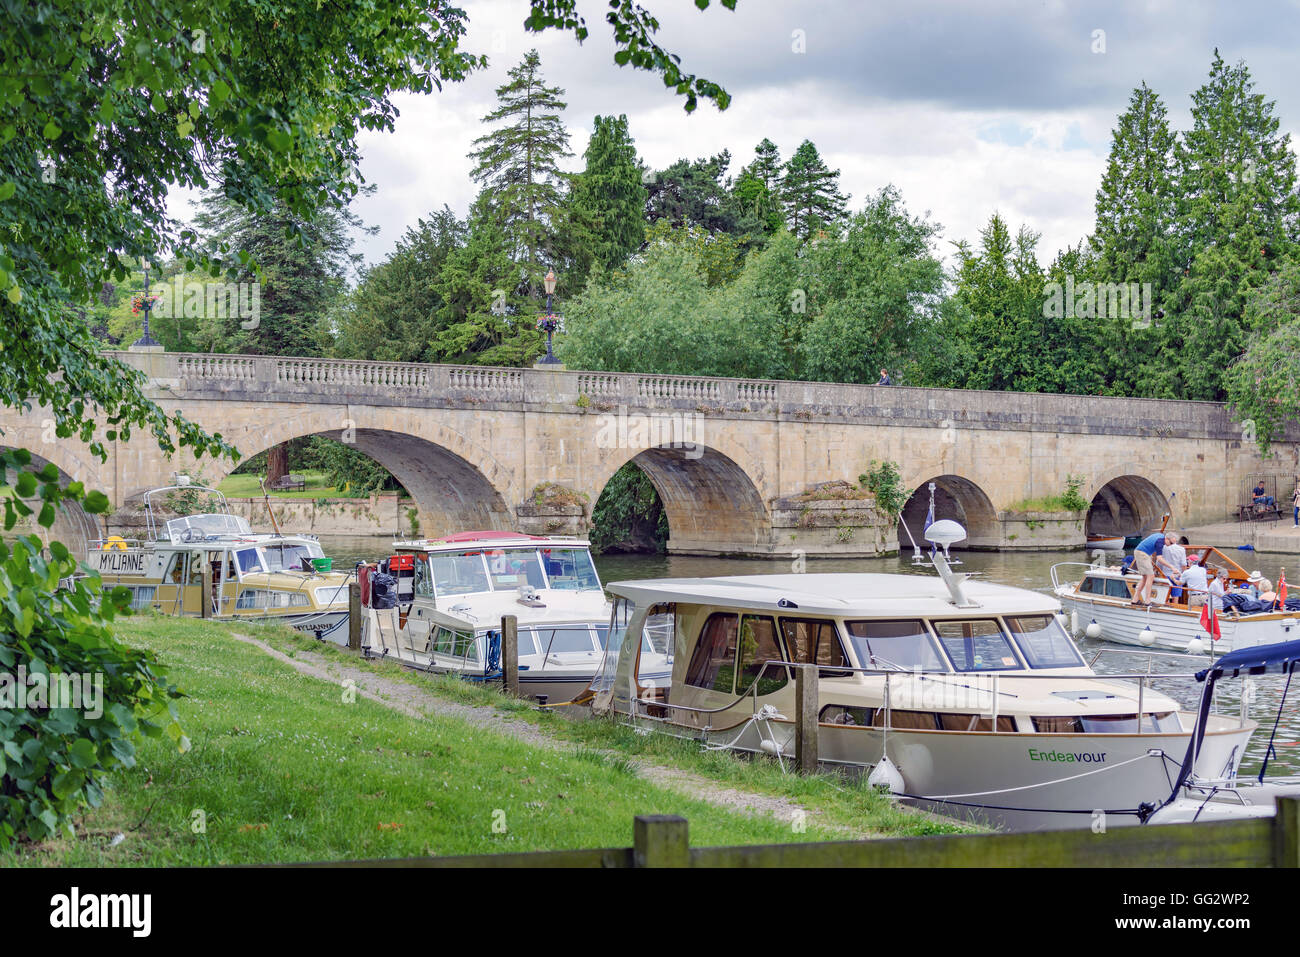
[[633, 815, 689, 867], [347, 582, 361, 651], [501, 614, 519, 697], [1275, 796, 1300, 867], [200, 557, 213, 619], [795, 663, 819, 774]]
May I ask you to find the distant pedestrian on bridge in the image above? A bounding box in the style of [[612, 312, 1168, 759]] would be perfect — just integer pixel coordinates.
[[877, 369, 892, 385]]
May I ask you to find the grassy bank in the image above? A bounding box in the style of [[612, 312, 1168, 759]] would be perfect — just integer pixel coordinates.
[[6, 616, 876, 866], [256, 627, 969, 841], [218, 470, 412, 501]]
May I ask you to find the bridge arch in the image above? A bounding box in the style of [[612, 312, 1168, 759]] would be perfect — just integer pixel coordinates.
[[590, 443, 770, 554], [1084, 471, 1169, 541], [200, 408, 518, 537], [899, 474, 999, 550]]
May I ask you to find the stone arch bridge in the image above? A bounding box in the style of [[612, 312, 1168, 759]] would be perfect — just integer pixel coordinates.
[[5, 351, 1296, 557]]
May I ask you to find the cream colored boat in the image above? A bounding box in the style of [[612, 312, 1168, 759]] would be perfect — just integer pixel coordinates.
[[90, 485, 353, 641], [586, 522, 1300, 830]]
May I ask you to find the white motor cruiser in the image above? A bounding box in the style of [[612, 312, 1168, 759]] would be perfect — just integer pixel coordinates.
[[585, 521, 1300, 830], [360, 531, 671, 703]]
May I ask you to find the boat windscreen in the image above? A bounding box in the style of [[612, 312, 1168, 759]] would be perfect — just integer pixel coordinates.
[[429, 552, 490, 596], [539, 547, 601, 591], [844, 620, 946, 672], [590, 597, 636, 705], [165, 513, 252, 541], [485, 548, 546, 590], [1005, 615, 1084, 668]]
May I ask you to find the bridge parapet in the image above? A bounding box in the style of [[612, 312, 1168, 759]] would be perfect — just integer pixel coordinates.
[[115, 350, 1283, 442]]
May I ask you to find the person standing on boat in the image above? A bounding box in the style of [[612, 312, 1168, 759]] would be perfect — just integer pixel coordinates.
[[1209, 568, 1227, 613], [1178, 555, 1209, 608], [1158, 535, 1188, 601], [1132, 531, 1175, 605]]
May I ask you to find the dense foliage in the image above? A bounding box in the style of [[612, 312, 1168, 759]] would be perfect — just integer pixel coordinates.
[[0, 450, 184, 846]]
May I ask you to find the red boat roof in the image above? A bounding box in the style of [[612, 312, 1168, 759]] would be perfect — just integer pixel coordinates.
[[437, 530, 545, 542]]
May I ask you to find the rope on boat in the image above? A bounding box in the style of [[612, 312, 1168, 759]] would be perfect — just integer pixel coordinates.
[[701, 705, 789, 771]]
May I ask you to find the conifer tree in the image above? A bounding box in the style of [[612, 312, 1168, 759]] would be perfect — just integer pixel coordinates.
[[562, 115, 645, 281], [468, 49, 572, 295], [781, 140, 849, 241]]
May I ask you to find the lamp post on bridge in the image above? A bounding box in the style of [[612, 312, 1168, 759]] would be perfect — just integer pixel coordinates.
[[535, 268, 563, 369], [130, 256, 162, 351]]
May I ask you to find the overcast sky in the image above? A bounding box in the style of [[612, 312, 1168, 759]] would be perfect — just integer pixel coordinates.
[[189, 0, 1300, 277]]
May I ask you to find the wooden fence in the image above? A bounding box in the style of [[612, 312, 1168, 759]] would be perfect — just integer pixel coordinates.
[[299, 800, 1300, 868]]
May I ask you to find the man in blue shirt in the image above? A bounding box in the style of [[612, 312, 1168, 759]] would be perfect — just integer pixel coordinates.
[[1132, 531, 1175, 605]]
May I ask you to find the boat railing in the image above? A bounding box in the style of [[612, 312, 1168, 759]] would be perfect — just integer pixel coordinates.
[[1049, 561, 1112, 590], [627, 657, 1249, 733]]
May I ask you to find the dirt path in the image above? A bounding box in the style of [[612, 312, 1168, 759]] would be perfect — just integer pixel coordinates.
[[229, 632, 874, 839]]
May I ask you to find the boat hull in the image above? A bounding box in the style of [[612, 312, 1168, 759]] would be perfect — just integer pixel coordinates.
[[706, 711, 1253, 831], [1057, 590, 1296, 653]]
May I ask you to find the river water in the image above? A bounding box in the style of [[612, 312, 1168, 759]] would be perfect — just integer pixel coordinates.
[[318, 534, 1300, 776]]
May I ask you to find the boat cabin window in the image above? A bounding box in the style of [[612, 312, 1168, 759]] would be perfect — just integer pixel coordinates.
[[535, 626, 597, 655], [642, 605, 676, 656], [413, 556, 433, 598], [164, 552, 186, 584], [843, 619, 946, 672], [821, 704, 873, 726], [779, 618, 849, 676], [867, 710, 1015, 731], [1032, 712, 1180, 733], [485, 548, 546, 590], [931, 619, 1023, 672], [428, 552, 490, 596], [1005, 615, 1085, 668], [736, 615, 787, 697], [263, 542, 323, 573], [234, 547, 266, 577], [540, 547, 601, 591], [432, 626, 478, 662], [514, 627, 540, 657], [1079, 576, 1105, 595], [1104, 578, 1132, 600], [684, 613, 740, 694]]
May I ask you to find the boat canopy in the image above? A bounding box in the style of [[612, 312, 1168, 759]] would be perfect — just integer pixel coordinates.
[[1196, 638, 1300, 681]]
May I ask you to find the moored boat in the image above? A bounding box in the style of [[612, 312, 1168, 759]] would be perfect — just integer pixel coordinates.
[[360, 531, 671, 702], [90, 484, 353, 641], [583, 521, 1300, 830]]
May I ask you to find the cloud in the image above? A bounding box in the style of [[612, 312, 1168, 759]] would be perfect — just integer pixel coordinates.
[[170, 0, 1300, 281]]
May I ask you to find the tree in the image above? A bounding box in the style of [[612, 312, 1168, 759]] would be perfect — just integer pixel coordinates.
[[331, 208, 466, 363], [1158, 51, 1300, 399], [1092, 83, 1178, 296], [781, 140, 849, 242], [469, 50, 571, 295], [949, 214, 1049, 392], [644, 151, 739, 233], [1224, 260, 1300, 451], [731, 138, 785, 236], [560, 114, 646, 284], [798, 187, 947, 383]]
